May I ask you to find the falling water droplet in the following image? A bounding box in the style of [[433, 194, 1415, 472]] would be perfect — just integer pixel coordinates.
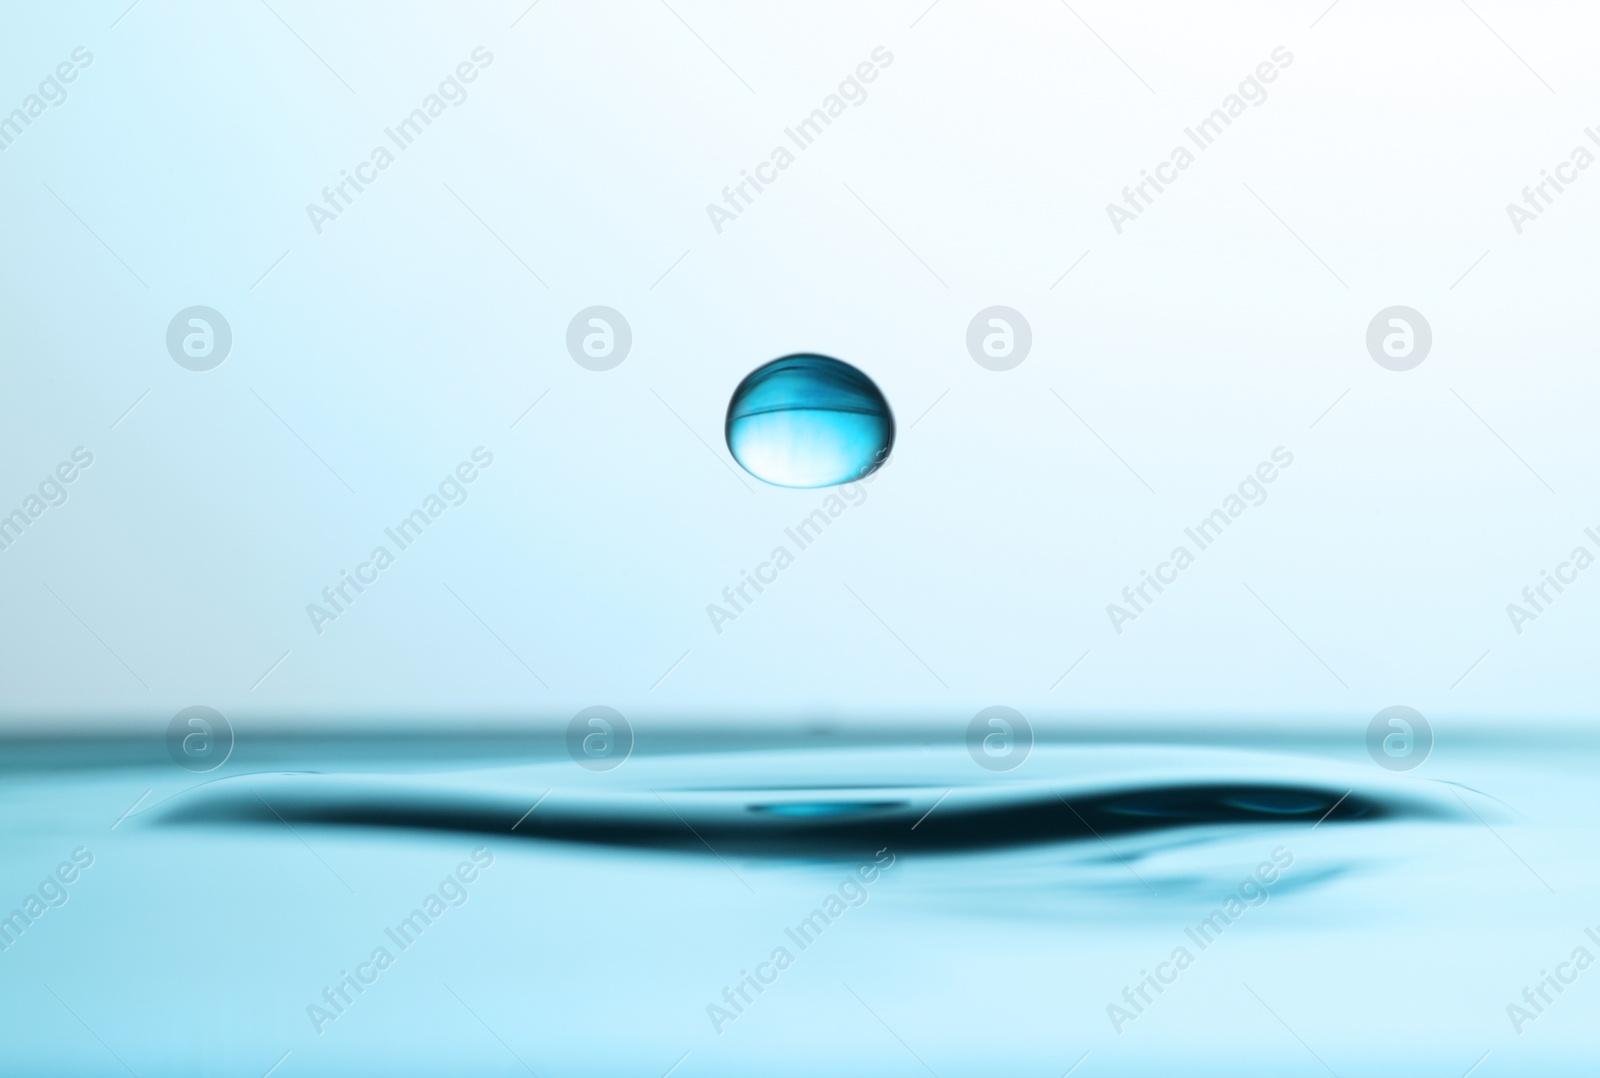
[[725, 354, 895, 488]]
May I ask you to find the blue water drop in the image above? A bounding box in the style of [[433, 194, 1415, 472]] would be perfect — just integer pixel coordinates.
[[725, 354, 894, 488]]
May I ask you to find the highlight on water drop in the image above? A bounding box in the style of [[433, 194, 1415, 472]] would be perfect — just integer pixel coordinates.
[[724, 354, 894, 489]]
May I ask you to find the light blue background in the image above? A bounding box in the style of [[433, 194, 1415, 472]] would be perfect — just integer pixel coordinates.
[[1, 0, 1595, 732]]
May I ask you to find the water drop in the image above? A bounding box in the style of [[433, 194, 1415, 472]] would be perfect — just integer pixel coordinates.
[[725, 354, 894, 488]]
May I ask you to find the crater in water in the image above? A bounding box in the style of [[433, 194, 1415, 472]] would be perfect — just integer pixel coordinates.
[[725, 354, 894, 488], [158, 767, 1459, 858]]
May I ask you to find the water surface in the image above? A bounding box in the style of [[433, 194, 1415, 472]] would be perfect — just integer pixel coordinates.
[[0, 725, 1592, 1075]]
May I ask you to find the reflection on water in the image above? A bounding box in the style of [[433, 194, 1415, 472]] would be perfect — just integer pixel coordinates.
[[0, 727, 1592, 1075], [160, 769, 1448, 856]]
